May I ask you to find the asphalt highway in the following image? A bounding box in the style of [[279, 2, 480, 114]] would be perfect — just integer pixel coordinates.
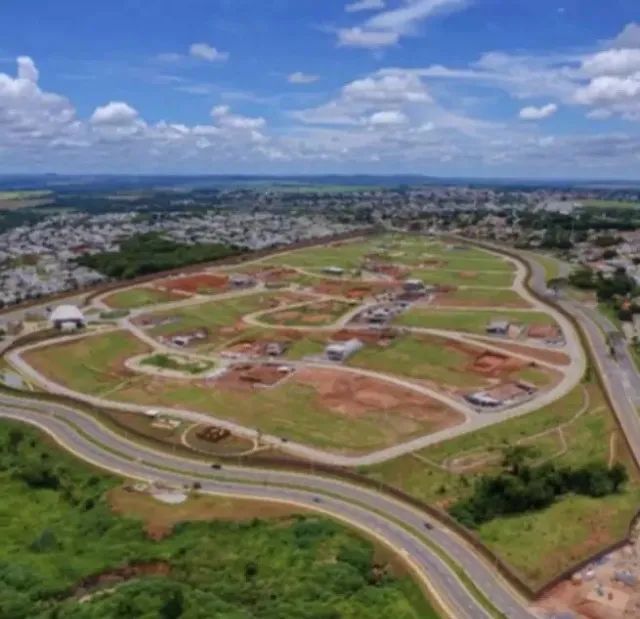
[[0, 391, 537, 619]]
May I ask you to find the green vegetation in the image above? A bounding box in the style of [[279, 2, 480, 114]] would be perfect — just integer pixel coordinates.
[[146, 293, 282, 345], [526, 252, 564, 282], [409, 268, 515, 288], [435, 288, 529, 307], [141, 354, 215, 375], [78, 233, 238, 279], [266, 239, 378, 270], [396, 308, 555, 334], [24, 331, 150, 396], [258, 300, 355, 327], [0, 421, 438, 618], [348, 335, 486, 388], [450, 445, 628, 528], [99, 309, 130, 320], [104, 286, 183, 309], [366, 381, 640, 587]]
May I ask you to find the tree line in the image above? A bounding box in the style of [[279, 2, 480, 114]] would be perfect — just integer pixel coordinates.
[[450, 446, 628, 529], [77, 233, 238, 280]]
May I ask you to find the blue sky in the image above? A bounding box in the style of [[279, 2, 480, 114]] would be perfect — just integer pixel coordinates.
[[1, 0, 639, 178]]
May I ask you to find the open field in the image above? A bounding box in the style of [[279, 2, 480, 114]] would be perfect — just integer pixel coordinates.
[[156, 272, 230, 294], [409, 267, 515, 288], [103, 286, 187, 309], [0, 420, 435, 618], [366, 380, 640, 589], [429, 288, 530, 308], [140, 292, 305, 348], [265, 238, 381, 270], [257, 299, 356, 327], [110, 367, 464, 452], [22, 331, 463, 452], [0, 190, 54, 210], [347, 333, 538, 390], [23, 331, 150, 396], [396, 308, 556, 334]]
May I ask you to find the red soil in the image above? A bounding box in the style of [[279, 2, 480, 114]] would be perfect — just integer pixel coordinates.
[[158, 273, 229, 294]]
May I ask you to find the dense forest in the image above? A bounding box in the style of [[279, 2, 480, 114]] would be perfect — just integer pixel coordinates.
[[450, 446, 628, 529], [77, 233, 238, 280], [0, 422, 435, 619]]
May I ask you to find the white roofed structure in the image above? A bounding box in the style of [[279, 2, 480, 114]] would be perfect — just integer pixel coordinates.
[[50, 305, 86, 330]]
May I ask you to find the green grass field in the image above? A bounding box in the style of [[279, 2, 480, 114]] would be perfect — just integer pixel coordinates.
[[348, 335, 487, 388], [365, 381, 640, 588], [103, 286, 184, 309], [0, 421, 438, 618], [24, 331, 150, 395], [265, 239, 380, 270], [396, 308, 556, 334], [146, 292, 284, 346], [409, 268, 515, 288], [433, 288, 529, 308]]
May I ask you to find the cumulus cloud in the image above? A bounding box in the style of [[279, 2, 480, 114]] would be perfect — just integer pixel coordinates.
[[582, 49, 640, 76], [368, 110, 408, 125], [345, 0, 385, 12], [519, 103, 558, 120], [90, 101, 140, 125], [189, 43, 229, 62], [288, 71, 320, 84], [211, 105, 265, 130], [610, 22, 640, 50], [17, 56, 39, 82]]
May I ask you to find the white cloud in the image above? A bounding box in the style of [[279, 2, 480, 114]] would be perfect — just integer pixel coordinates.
[[211, 105, 265, 130], [345, 0, 385, 12], [189, 43, 229, 63], [339, 0, 468, 48], [365, 0, 467, 34], [519, 103, 558, 120], [337, 27, 399, 48], [90, 101, 140, 125], [17, 56, 39, 82], [343, 72, 432, 103], [582, 49, 640, 77], [611, 22, 640, 50], [288, 71, 320, 84], [368, 110, 408, 125]]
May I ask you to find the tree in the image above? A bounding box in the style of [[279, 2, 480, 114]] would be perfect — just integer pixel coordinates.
[[501, 445, 538, 476], [609, 463, 629, 492]]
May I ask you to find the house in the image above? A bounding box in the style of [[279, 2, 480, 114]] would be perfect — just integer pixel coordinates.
[[403, 279, 425, 293], [486, 320, 510, 336], [323, 266, 344, 276], [265, 341, 288, 357], [325, 338, 363, 362], [49, 305, 85, 331]]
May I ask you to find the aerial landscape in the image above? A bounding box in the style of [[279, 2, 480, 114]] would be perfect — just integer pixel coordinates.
[[2, 1, 640, 618]]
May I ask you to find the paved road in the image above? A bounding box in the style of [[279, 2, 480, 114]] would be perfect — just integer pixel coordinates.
[[0, 391, 536, 619], [521, 251, 640, 466]]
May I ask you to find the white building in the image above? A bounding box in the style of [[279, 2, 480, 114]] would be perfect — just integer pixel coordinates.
[[50, 305, 86, 331], [325, 338, 363, 362]]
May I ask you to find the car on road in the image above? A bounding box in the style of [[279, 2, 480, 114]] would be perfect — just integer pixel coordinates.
[[211, 463, 222, 470], [423, 521, 434, 530]]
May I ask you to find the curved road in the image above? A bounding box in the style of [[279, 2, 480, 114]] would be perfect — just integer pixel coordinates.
[[0, 390, 536, 619]]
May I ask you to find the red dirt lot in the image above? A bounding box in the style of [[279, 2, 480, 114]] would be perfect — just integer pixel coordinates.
[[157, 273, 229, 294], [216, 363, 295, 391], [468, 337, 571, 366], [363, 260, 410, 279], [469, 351, 528, 377], [311, 279, 399, 300], [293, 367, 464, 428], [332, 328, 398, 346]]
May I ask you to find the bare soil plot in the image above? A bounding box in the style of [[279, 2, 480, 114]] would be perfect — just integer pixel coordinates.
[[157, 272, 229, 294], [215, 363, 295, 391], [310, 279, 400, 300], [259, 299, 356, 327], [293, 367, 464, 431], [468, 337, 571, 366]]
